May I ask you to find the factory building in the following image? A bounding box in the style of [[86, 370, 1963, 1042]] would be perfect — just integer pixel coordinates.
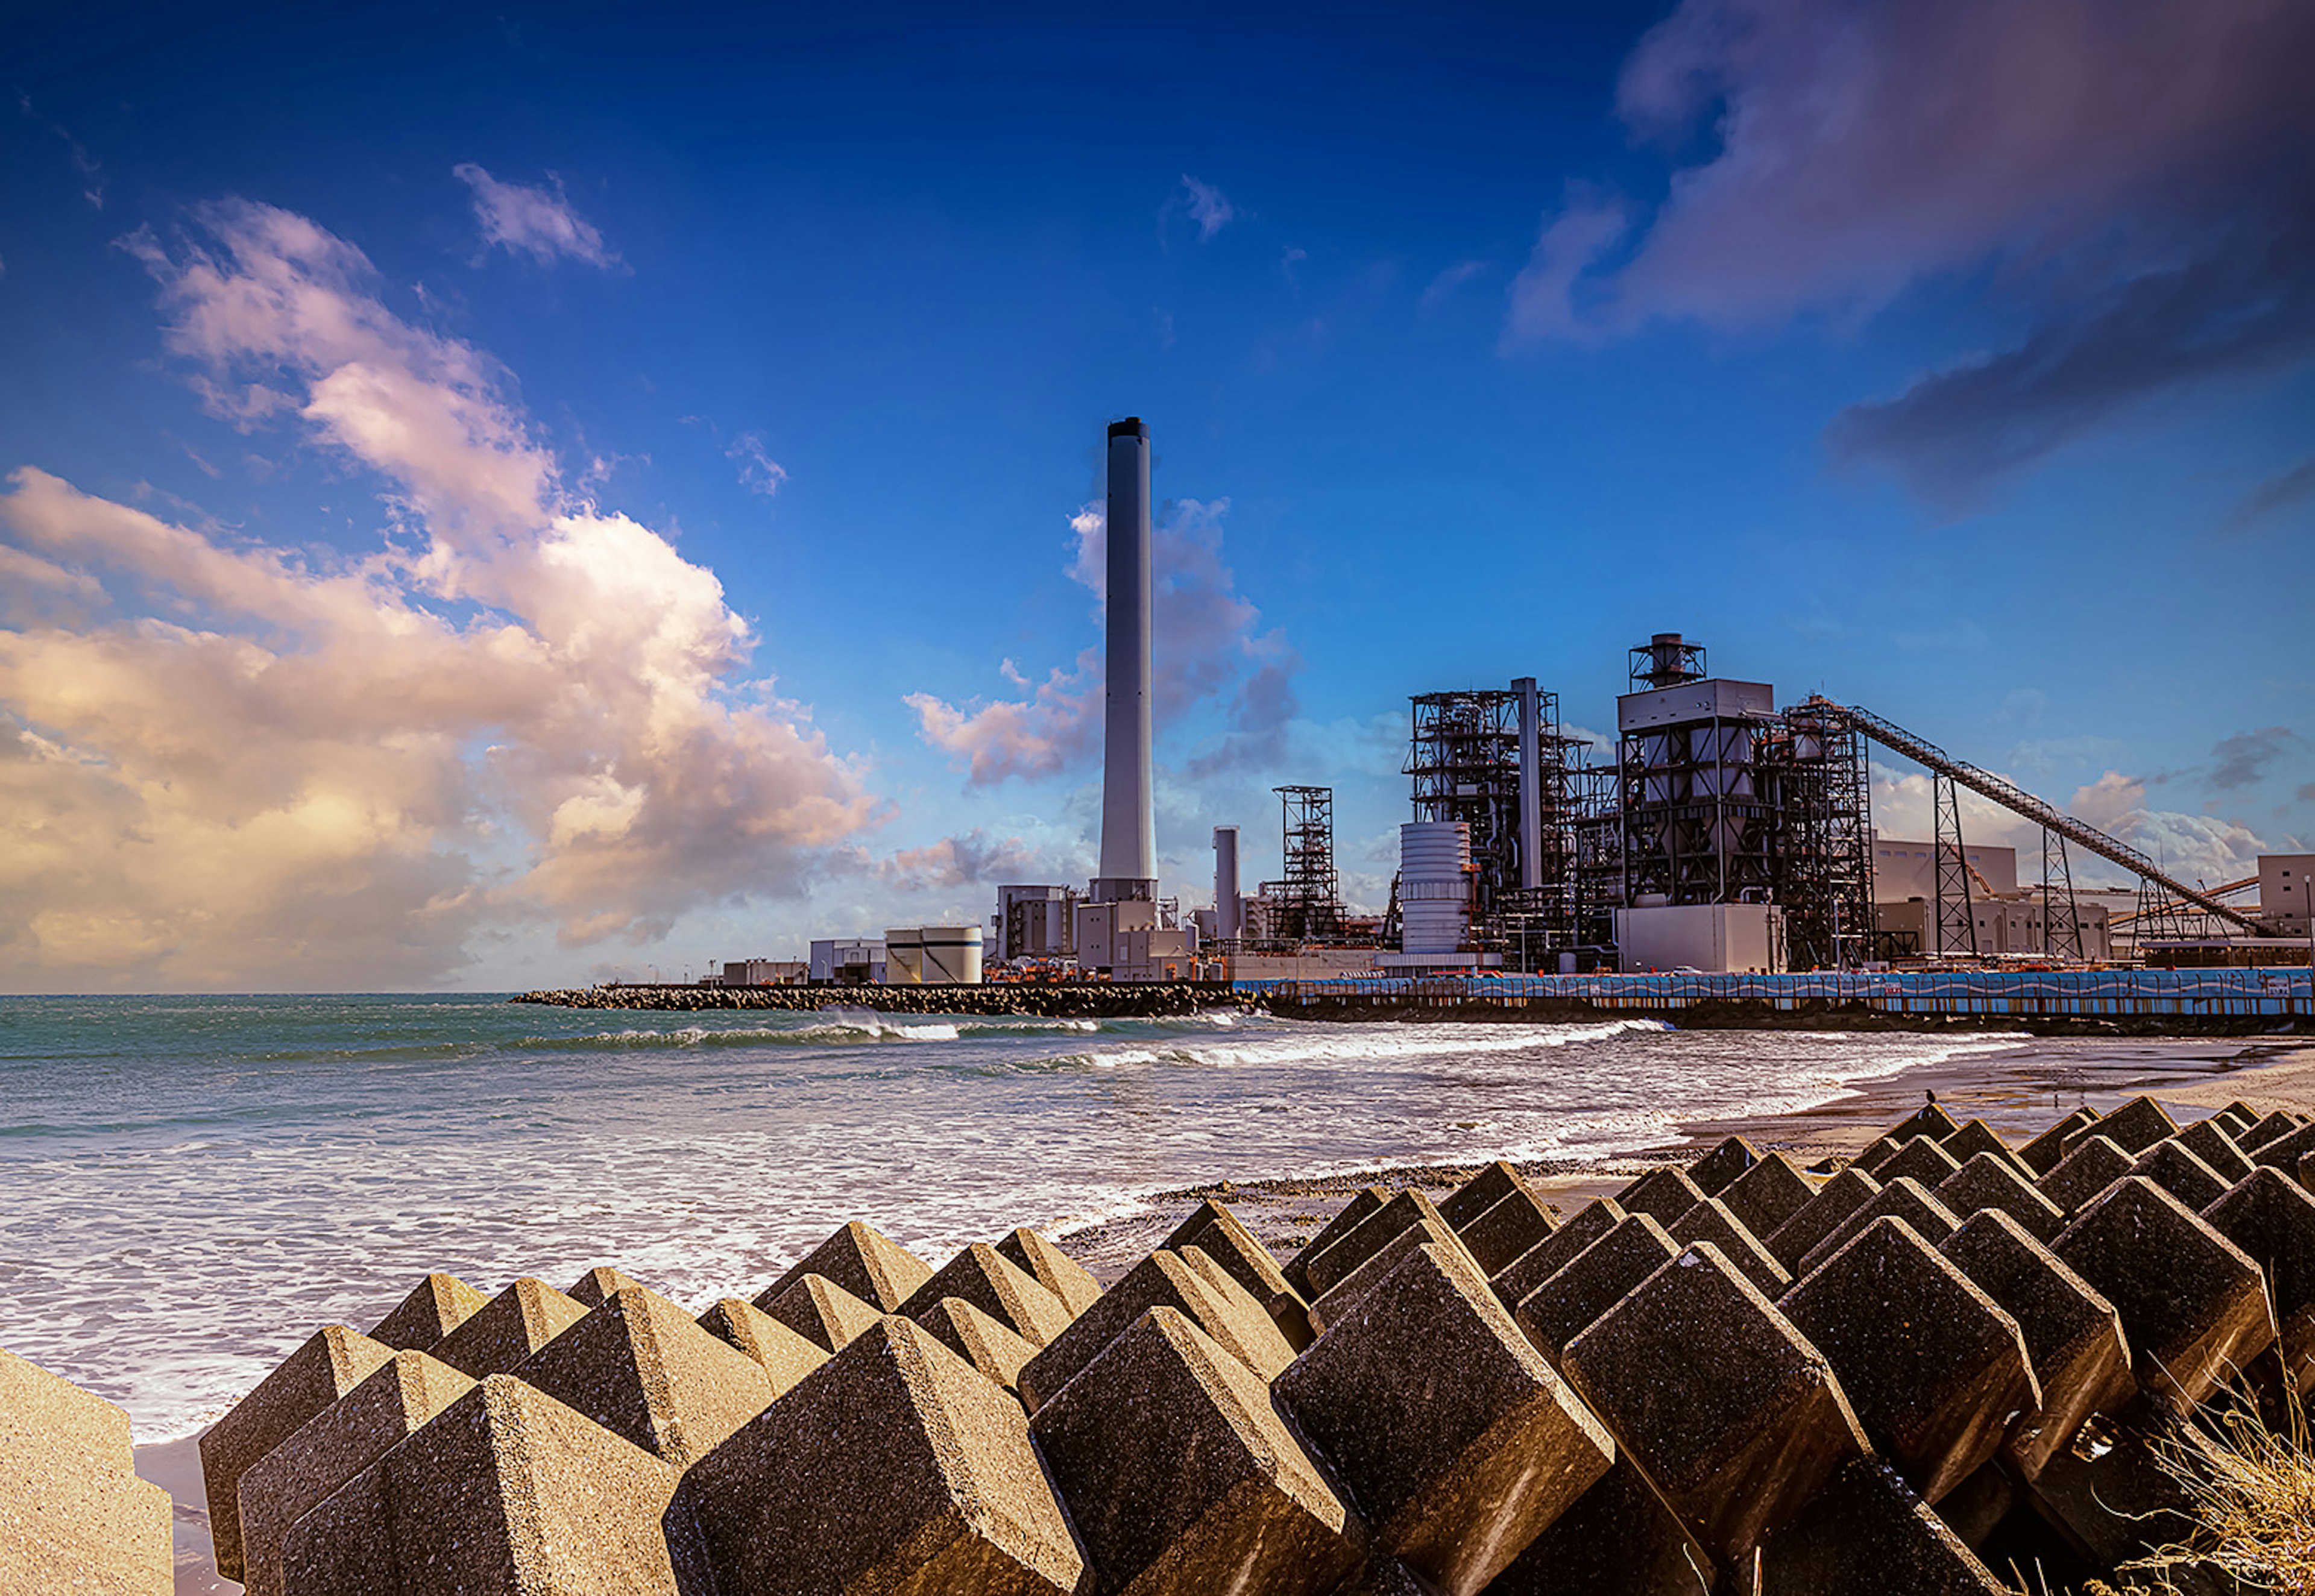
[[808, 938, 886, 984], [1868, 838, 2112, 961], [995, 885, 1077, 963], [716, 959, 807, 987], [2260, 854, 2314, 936]]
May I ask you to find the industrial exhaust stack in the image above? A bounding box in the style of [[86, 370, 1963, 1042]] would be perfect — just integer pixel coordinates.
[[1092, 416, 1156, 903]]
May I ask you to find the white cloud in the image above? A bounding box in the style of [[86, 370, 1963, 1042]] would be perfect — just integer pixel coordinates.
[[0, 200, 868, 989], [726, 431, 789, 497], [453, 163, 618, 268], [1179, 175, 1236, 241]]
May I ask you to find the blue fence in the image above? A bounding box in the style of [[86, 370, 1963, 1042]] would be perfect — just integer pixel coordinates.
[[1241, 967, 2314, 1019]]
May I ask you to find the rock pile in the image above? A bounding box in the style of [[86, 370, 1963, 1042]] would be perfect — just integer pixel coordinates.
[[31, 1094, 2315, 1594]]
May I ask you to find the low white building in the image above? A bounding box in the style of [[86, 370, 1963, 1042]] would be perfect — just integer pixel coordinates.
[[718, 959, 806, 986], [1614, 903, 1786, 973], [2260, 853, 2314, 935], [808, 938, 886, 984]]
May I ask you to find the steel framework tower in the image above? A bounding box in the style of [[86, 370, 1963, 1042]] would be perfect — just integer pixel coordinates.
[[1769, 700, 1874, 970], [1274, 785, 1342, 943], [1408, 687, 1580, 966]]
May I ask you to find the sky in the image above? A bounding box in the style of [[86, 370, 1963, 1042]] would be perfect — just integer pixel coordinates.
[[2, 0, 2311, 992]]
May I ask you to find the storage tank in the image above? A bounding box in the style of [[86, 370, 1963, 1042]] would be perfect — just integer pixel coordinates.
[[1399, 821, 1473, 956], [1214, 826, 1242, 941], [919, 925, 984, 985], [882, 928, 926, 985]]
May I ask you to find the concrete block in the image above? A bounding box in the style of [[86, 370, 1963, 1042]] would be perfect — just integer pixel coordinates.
[[2172, 1117, 2254, 1185], [1670, 1198, 1789, 1298], [2015, 1107, 2096, 1177], [197, 1323, 395, 1580], [1614, 1166, 1705, 1228], [0, 1345, 171, 1596], [1873, 1135, 1964, 1191], [1301, 1216, 1466, 1337], [756, 1219, 935, 1313], [2202, 1166, 2315, 1389], [235, 1349, 472, 1596], [1458, 1187, 1558, 1277], [2214, 1100, 2258, 1136], [1491, 1198, 1625, 1310], [1161, 1201, 1309, 1348], [1017, 1248, 1295, 1413], [1331, 1556, 1446, 1596], [2054, 1175, 2276, 1417], [1939, 1119, 2026, 1178], [677, 1315, 1082, 1596], [567, 1265, 647, 1307], [1792, 1177, 1961, 1281], [1751, 1458, 2010, 1595], [1934, 1151, 2065, 1242], [1888, 1102, 1962, 1143], [2035, 1133, 2134, 1215], [696, 1296, 828, 1397], [2073, 1093, 2175, 1156], [368, 1272, 488, 1352], [2240, 1107, 2301, 1153], [1286, 1186, 1389, 1297], [902, 1242, 1076, 1346], [1850, 1133, 1904, 1174], [1276, 1242, 1613, 1596], [1685, 1135, 1760, 1197], [1303, 1190, 1456, 1299], [998, 1225, 1105, 1318], [1031, 1307, 1359, 1596], [2251, 1117, 2315, 1175], [429, 1276, 588, 1379], [1762, 1167, 1880, 1277], [1479, 1455, 1712, 1595], [1936, 1210, 2134, 1480], [1781, 1217, 2039, 1504], [918, 1296, 1041, 1393], [1177, 1241, 1309, 1365], [1440, 1160, 1534, 1231], [2024, 1409, 2204, 1569], [2304, 1148, 2315, 1194], [282, 1373, 686, 1596], [1513, 1214, 1681, 1364], [1560, 1242, 1869, 1563], [2126, 1139, 2230, 1210], [1719, 1152, 1815, 1245], [514, 1286, 772, 1468], [755, 1271, 884, 1353], [1933, 1460, 2015, 1550]]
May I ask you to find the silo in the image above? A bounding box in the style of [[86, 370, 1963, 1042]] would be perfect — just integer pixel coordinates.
[[882, 928, 925, 985], [1214, 826, 1242, 941], [1399, 821, 1473, 955], [919, 926, 984, 985]]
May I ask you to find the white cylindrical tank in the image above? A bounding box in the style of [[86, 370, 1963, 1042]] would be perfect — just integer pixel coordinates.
[[1400, 821, 1473, 955], [1095, 417, 1156, 898], [882, 928, 925, 985], [1214, 826, 1241, 941], [919, 926, 984, 985]]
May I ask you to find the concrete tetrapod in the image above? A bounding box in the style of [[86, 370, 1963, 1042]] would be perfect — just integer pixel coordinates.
[[997, 1226, 1106, 1319], [2054, 1176, 2276, 1418], [2035, 1134, 2136, 1216], [1481, 1455, 1712, 1596], [1308, 1214, 1479, 1336], [695, 1296, 829, 1396], [1016, 1248, 1296, 1413], [283, 1373, 688, 1596], [428, 1277, 590, 1378], [1274, 1241, 1613, 1596], [2016, 1108, 2098, 1178], [1873, 1136, 1965, 1193], [0, 1345, 171, 1596], [198, 1323, 396, 1580], [1762, 1168, 1880, 1278], [2124, 1141, 2231, 1211], [1669, 1197, 1789, 1299], [1301, 1190, 1459, 1299], [1683, 1135, 1761, 1198], [1614, 1167, 1706, 1228], [1513, 1214, 1682, 1366], [1458, 1187, 1559, 1278], [675, 1316, 1083, 1596], [1934, 1152, 2066, 1243], [1935, 1210, 2134, 1480], [755, 1272, 885, 1353], [1750, 1457, 2011, 1595], [1939, 1119, 2027, 1180], [1285, 1187, 1389, 1298], [1559, 1243, 1870, 1567], [235, 1349, 474, 1596], [512, 1286, 773, 1468], [901, 1242, 1076, 1346], [2171, 1118, 2255, 1186], [1779, 1217, 2039, 1505], [2201, 1166, 2315, 1389], [1791, 1178, 1962, 1281], [1440, 1161, 1536, 1231], [367, 1273, 488, 1353], [918, 1296, 1042, 1394], [567, 1265, 649, 1308], [1160, 1201, 1311, 1349], [754, 1220, 934, 1313], [1029, 1307, 1361, 1596], [2068, 1095, 2177, 1158], [1491, 1198, 1626, 1312], [1717, 1153, 1815, 1246]]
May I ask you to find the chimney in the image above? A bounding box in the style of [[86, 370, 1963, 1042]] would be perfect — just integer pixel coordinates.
[[1213, 826, 1241, 940], [1093, 418, 1156, 902]]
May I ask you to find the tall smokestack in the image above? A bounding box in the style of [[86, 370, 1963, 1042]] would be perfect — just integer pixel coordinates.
[[1094, 417, 1156, 901], [1213, 826, 1241, 940]]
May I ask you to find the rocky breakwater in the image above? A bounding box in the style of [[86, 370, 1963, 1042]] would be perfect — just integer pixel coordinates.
[[48, 1096, 2315, 1594], [512, 980, 1252, 1019]]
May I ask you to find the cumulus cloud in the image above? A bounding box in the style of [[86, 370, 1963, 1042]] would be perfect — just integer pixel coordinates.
[[1178, 175, 1236, 241], [453, 163, 619, 268], [726, 431, 789, 497], [907, 496, 1298, 786], [0, 200, 869, 989], [1509, 0, 2315, 495]]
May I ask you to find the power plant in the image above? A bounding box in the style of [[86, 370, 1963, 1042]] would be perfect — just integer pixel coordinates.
[[728, 419, 2307, 988]]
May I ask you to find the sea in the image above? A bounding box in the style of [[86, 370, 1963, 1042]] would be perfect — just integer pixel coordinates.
[[0, 993, 2041, 1441]]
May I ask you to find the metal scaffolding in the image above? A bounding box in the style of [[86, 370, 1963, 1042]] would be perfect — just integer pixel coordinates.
[[1408, 687, 1583, 968], [1767, 700, 1874, 970], [1272, 785, 1343, 944]]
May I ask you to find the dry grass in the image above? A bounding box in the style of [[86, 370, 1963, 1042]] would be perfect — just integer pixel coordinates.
[[2109, 1375, 2315, 1595]]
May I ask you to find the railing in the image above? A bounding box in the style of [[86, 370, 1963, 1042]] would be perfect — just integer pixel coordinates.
[[1243, 968, 2314, 1018]]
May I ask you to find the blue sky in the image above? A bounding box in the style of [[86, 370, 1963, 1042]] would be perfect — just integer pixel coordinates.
[[3, 0, 2310, 990]]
